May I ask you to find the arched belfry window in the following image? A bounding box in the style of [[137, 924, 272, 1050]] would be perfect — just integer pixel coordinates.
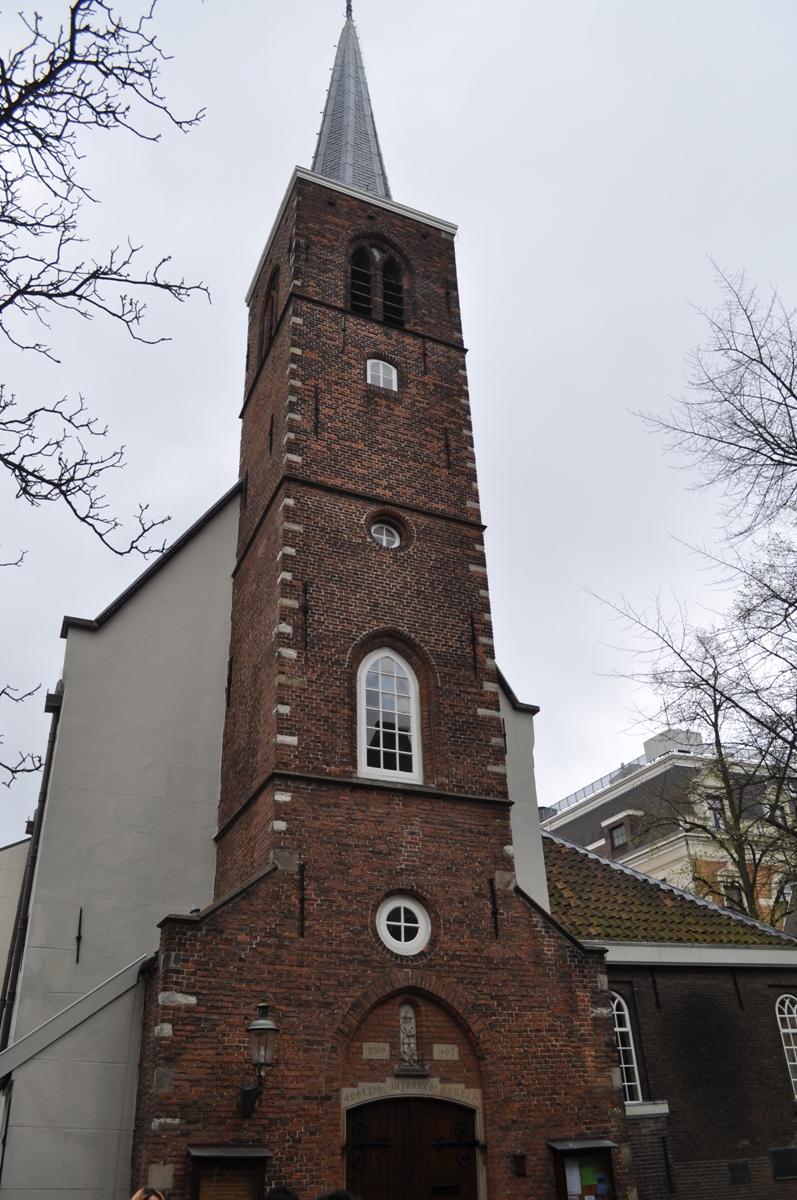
[[382, 256, 404, 327], [261, 271, 279, 358], [611, 993, 641, 1102], [358, 650, 422, 783], [350, 247, 372, 317], [777, 995, 797, 1097]]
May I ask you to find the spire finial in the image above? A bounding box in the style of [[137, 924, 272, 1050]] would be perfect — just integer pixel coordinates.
[[346, 1, 352, 17]]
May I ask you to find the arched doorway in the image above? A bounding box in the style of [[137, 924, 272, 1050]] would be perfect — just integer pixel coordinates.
[[345, 1097, 480, 1200]]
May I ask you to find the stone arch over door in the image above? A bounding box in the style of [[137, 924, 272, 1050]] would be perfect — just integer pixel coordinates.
[[322, 969, 499, 1096], [332, 977, 491, 1200]]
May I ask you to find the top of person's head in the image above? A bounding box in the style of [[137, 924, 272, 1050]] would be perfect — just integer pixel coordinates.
[[315, 1192, 360, 1200], [131, 1190, 166, 1200], [265, 1188, 300, 1200]]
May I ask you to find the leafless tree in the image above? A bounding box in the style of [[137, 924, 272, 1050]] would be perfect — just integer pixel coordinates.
[[607, 580, 797, 924], [648, 266, 797, 540], [1, 0, 206, 555], [0, 0, 206, 780], [602, 268, 797, 921]]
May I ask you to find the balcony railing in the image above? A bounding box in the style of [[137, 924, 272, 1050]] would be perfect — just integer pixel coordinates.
[[546, 754, 648, 817]]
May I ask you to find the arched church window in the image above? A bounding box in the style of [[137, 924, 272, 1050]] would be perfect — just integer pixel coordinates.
[[777, 995, 797, 1097], [382, 256, 404, 327], [350, 247, 373, 317], [358, 650, 421, 782], [611, 992, 641, 1102], [367, 359, 397, 391]]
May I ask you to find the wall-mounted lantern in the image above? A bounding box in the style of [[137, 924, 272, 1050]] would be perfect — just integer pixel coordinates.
[[241, 1001, 279, 1118]]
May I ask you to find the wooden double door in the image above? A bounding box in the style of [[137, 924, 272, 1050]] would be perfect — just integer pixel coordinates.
[[345, 1098, 480, 1200]]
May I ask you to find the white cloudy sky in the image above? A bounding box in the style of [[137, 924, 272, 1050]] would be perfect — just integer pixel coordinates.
[[1, 0, 796, 844]]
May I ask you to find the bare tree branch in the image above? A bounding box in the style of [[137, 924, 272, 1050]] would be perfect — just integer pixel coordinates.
[[596, 569, 797, 925], [0, 0, 208, 555], [643, 264, 797, 539], [0, 384, 167, 554], [0, 684, 42, 787]]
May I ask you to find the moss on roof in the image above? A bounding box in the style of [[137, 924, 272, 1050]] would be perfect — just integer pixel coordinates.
[[543, 832, 796, 946]]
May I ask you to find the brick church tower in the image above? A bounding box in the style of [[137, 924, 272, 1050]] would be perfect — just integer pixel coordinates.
[[133, 12, 635, 1199]]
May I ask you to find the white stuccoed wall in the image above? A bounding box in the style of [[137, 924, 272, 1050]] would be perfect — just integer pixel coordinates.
[[0, 494, 238, 1199], [499, 681, 550, 911]]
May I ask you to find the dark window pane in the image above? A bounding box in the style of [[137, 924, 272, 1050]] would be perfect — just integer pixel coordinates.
[[383, 257, 404, 327], [351, 248, 372, 316]]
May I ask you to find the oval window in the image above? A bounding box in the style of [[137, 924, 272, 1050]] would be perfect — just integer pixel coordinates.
[[371, 522, 400, 549], [376, 895, 431, 955]]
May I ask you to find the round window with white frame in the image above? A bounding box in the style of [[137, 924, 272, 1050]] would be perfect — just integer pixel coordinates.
[[367, 359, 398, 391], [376, 895, 431, 956], [358, 649, 422, 783], [371, 522, 400, 549]]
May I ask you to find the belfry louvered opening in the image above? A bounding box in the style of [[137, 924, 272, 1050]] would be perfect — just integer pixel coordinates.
[[350, 247, 372, 316], [383, 256, 404, 326]]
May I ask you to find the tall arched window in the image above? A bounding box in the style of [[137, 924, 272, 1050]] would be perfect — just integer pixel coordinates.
[[358, 650, 422, 783], [611, 993, 641, 1102], [777, 996, 797, 1097], [383, 256, 404, 327], [350, 247, 372, 317]]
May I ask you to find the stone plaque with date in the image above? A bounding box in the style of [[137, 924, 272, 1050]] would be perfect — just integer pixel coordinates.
[[362, 1042, 390, 1059], [432, 1044, 460, 1060]]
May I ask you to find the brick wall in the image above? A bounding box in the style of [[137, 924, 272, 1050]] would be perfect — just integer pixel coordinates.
[[611, 964, 797, 1200], [132, 858, 635, 1199]]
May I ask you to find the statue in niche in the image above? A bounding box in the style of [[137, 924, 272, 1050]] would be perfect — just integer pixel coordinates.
[[394, 1002, 429, 1076], [399, 1003, 419, 1066]]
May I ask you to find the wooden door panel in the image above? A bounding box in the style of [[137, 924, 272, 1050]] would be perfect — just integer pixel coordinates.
[[346, 1098, 479, 1200], [197, 1162, 257, 1200]]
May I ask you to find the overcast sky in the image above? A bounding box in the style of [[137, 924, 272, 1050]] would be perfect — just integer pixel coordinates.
[[2, 0, 796, 845]]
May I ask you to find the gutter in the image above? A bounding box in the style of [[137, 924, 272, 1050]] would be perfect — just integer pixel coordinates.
[[0, 685, 63, 1051], [584, 940, 797, 968]]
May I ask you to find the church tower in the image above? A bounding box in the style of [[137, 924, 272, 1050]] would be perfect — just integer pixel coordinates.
[[132, 13, 634, 1199]]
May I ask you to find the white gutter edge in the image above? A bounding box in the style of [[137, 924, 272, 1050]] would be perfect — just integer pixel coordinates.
[[0, 953, 148, 1077], [245, 167, 458, 305], [584, 940, 797, 967]]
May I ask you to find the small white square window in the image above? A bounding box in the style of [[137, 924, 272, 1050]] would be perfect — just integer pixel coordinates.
[[367, 359, 397, 391]]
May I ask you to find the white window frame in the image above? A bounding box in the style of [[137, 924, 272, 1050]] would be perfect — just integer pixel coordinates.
[[376, 895, 431, 955], [777, 995, 797, 1097], [611, 992, 642, 1102], [358, 648, 422, 784], [371, 522, 401, 549], [367, 359, 398, 391]]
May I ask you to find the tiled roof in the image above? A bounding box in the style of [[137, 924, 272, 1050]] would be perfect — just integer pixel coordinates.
[[543, 832, 797, 946]]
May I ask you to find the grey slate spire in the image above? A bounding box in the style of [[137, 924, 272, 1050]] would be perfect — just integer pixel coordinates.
[[312, 9, 391, 199]]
